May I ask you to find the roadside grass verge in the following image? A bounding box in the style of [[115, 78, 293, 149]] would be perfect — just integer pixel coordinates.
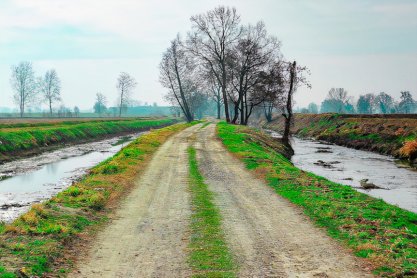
[[187, 146, 235, 278], [0, 122, 197, 277], [0, 118, 175, 162], [217, 122, 417, 277]]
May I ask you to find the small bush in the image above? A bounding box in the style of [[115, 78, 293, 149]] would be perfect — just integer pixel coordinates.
[[32, 204, 47, 217], [21, 210, 39, 226], [66, 187, 83, 197], [101, 164, 120, 174], [88, 193, 106, 210]]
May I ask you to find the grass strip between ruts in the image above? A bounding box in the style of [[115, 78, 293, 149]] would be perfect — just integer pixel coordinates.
[[187, 146, 236, 278], [217, 122, 417, 277], [0, 121, 198, 277]]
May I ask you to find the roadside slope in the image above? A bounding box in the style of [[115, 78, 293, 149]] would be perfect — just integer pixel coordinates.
[[195, 124, 372, 277], [71, 125, 201, 277]]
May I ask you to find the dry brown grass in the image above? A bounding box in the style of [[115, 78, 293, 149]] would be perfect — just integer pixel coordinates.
[[399, 139, 417, 159]]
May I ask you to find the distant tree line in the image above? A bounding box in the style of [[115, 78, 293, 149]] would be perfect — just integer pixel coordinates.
[[7, 62, 138, 118], [159, 6, 310, 131], [299, 88, 416, 114]]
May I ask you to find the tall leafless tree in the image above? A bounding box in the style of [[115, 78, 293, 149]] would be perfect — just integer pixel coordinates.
[[10, 61, 38, 117], [116, 72, 137, 117], [228, 22, 281, 124], [159, 35, 195, 122], [281, 61, 310, 148], [187, 6, 242, 123], [39, 69, 61, 116], [94, 93, 107, 116], [254, 61, 286, 123]]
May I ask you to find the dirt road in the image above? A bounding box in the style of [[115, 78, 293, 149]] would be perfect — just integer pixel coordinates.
[[194, 124, 372, 277], [72, 123, 371, 277], [71, 125, 200, 278]]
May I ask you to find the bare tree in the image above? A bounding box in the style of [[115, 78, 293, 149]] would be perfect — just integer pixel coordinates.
[[10, 61, 38, 117], [187, 6, 243, 123], [197, 69, 223, 119], [399, 91, 416, 114], [116, 72, 137, 117], [39, 69, 61, 116], [159, 35, 195, 122], [74, 106, 80, 117], [228, 22, 281, 124], [94, 93, 107, 116], [281, 61, 310, 148], [375, 92, 395, 114], [255, 62, 286, 123]]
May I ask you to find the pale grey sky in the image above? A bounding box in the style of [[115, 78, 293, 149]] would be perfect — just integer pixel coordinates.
[[1, 0, 416, 110]]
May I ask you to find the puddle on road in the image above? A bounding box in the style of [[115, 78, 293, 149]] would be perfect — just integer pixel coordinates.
[[0, 133, 143, 222], [268, 131, 417, 213]]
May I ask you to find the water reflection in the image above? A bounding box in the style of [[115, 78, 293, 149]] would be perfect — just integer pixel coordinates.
[[268, 131, 417, 213], [0, 133, 142, 222]]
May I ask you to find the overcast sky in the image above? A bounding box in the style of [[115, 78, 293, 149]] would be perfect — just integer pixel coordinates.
[[1, 0, 416, 110]]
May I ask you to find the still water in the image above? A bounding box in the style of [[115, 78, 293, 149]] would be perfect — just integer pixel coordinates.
[[269, 131, 417, 213], [0, 133, 141, 222]]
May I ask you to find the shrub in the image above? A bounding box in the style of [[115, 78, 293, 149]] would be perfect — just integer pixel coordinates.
[[101, 164, 120, 174], [88, 193, 106, 210], [21, 210, 39, 226], [66, 187, 83, 197]]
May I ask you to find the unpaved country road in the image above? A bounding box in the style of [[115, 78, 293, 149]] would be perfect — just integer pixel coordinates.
[[72, 123, 372, 278], [71, 125, 200, 278], [194, 124, 372, 278]]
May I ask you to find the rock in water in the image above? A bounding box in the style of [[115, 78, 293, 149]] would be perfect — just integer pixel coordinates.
[[359, 179, 381, 190]]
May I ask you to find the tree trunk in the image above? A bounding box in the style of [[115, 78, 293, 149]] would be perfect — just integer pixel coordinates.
[[221, 63, 230, 123], [49, 99, 52, 117], [217, 100, 221, 119], [282, 61, 296, 149], [119, 88, 123, 117]]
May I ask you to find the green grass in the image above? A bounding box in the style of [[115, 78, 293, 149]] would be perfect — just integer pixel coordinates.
[[200, 122, 211, 129], [0, 118, 175, 159], [0, 122, 198, 277], [187, 146, 235, 278], [217, 122, 417, 277]]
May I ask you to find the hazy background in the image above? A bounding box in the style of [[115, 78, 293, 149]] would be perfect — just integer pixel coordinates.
[[1, 0, 416, 110]]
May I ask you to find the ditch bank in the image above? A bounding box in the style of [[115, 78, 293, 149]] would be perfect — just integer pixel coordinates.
[[0, 122, 197, 277], [217, 122, 417, 277], [0, 118, 176, 163], [262, 114, 417, 163]]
